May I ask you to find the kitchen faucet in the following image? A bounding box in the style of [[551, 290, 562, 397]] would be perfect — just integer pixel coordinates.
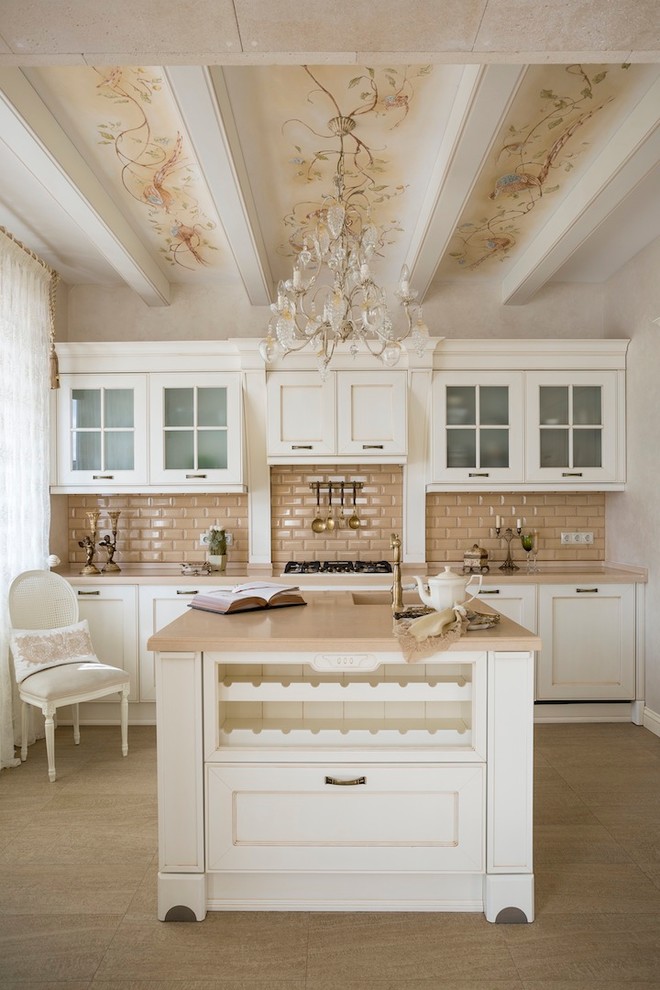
[[390, 533, 403, 615]]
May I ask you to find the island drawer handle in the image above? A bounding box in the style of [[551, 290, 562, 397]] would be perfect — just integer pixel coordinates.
[[469, 472, 489, 477], [92, 474, 114, 480], [176, 589, 199, 595], [362, 444, 383, 450], [576, 587, 598, 593], [78, 590, 100, 596], [291, 444, 313, 449], [562, 471, 583, 477], [479, 589, 500, 594], [325, 775, 366, 786], [185, 473, 207, 479]]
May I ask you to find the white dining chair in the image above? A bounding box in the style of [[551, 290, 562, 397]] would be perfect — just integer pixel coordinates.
[[8, 569, 129, 782]]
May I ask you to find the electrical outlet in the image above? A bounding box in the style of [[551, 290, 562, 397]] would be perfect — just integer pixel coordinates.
[[560, 532, 572, 544], [225, 531, 233, 547], [199, 532, 210, 547], [561, 532, 594, 545]]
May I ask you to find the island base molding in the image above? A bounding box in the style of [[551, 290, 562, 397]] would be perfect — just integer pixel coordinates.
[[157, 871, 535, 919]]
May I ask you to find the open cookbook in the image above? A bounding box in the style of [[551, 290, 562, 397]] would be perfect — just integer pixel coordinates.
[[187, 582, 306, 615]]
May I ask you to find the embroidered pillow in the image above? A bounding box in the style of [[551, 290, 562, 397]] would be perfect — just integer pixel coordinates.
[[10, 619, 100, 683]]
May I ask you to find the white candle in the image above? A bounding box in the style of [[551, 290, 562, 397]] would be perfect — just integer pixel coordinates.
[[516, 518, 522, 529], [495, 515, 501, 528]]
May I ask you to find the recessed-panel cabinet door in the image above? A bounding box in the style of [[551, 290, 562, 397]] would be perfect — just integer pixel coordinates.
[[537, 583, 635, 701], [149, 373, 243, 486], [56, 374, 148, 488], [525, 372, 622, 484], [432, 372, 524, 484], [336, 371, 407, 456], [266, 372, 336, 457], [75, 584, 138, 698]]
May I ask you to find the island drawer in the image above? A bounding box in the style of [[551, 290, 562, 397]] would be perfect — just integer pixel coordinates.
[[206, 762, 485, 874]]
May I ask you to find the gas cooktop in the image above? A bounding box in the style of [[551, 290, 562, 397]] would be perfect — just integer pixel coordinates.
[[283, 560, 393, 575]]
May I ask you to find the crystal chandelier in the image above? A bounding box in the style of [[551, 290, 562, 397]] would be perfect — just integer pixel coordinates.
[[259, 115, 429, 375]]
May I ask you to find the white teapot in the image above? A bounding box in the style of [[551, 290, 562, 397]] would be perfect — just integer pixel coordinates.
[[413, 566, 482, 613]]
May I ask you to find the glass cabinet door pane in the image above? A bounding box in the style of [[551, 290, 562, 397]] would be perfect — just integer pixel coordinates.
[[539, 386, 568, 425], [164, 389, 193, 428], [198, 431, 228, 469], [540, 428, 569, 467], [480, 386, 509, 426], [164, 431, 194, 469], [72, 390, 101, 429], [104, 389, 134, 428], [105, 432, 134, 470], [446, 387, 475, 426], [198, 388, 227, 428], [447, 430, 476, 468], [574, 429, 602, 467], [573, 386, 601, 425], [72, 432, 101, 470], [480, 429, 509, 468]]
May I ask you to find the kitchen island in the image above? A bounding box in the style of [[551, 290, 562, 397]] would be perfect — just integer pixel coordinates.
[[148, 592, 540, 923]]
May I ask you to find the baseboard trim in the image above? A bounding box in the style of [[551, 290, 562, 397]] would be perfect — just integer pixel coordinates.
[[643, 705, 660, 737]]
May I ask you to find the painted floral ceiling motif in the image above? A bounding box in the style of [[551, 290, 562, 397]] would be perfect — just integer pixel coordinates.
[[440, 63, 642, 276], [29, 64, 227, 279]]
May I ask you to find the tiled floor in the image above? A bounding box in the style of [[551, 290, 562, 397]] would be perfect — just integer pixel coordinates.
[[1, 722, 660, 988]]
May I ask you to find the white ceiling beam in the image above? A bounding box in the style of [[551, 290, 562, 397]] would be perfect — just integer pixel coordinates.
[[165, 65, 273, 306], [0, 68, 170, 305], [501, 76, 660, 305], [404, 63, 527, 299]]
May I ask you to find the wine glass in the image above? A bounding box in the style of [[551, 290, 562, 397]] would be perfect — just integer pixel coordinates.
[[520, 532, 535, 573]]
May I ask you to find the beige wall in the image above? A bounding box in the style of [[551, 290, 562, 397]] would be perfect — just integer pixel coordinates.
[[604, 234, 660, 715]]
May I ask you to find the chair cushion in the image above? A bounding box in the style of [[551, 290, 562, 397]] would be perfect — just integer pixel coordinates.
[[10, 619, 99, 683], [19, 661, 129, 703]]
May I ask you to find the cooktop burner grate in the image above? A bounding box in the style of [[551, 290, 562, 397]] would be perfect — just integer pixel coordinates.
[[283, 560, 392, 575]]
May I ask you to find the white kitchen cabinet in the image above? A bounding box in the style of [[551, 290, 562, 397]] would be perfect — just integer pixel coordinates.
[[138, 583, 224, 702], [74, 584, 139, 699], [525, 371, 624, 485], [266, 370, 407, 460], [149, 373, 243, 487], [432, 372, 524, 485], [55, 374, 148, 488], [266, 372, 336, 456], [537, 583, 636, 701], [476, 583, 537, 632]]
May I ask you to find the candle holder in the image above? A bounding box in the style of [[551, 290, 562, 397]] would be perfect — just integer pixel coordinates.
[[495, 524, 522, 572], [99, 510, 121, 572], [79, 510, 100, 575]]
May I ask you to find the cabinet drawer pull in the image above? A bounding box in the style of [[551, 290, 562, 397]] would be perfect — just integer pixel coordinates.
[[576, 587, 598, 593], [562, 472, 583, 477], [362, 444, 384, 450], [78, 590, 100, 596], [325, 775, 366, 786], [185, 473, 206, 479], [92, 474, 114, 480], [176, 589, 198, 596], [479, 589, 500, 594], [291, 444, 313, 450], [468, 472, 489, 477]]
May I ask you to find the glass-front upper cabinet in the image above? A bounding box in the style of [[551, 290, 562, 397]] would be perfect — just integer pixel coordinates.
[[149, 373, 243, 487], [432, 372, 524, 484], [525, 372, 621, 484], [55, 374, 148, 487]]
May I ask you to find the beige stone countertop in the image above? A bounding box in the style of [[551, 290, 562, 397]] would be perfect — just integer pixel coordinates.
[[57, 562, 647, 587], [146, 590, 542, 655]]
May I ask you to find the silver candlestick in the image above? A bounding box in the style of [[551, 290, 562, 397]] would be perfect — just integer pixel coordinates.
[[495, 524, 522, 572]]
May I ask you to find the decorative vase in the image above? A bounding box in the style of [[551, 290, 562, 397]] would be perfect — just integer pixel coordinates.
[[207, 553, 227, 572]]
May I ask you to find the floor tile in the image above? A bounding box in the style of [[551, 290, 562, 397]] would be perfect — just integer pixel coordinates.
[[533, 823, 632, 865], [0, 913, 122, 983]]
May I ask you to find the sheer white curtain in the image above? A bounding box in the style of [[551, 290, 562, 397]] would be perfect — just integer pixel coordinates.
[[0, 231, 51, 770]]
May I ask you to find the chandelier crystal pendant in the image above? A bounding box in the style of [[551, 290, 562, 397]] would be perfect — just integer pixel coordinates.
[[259, 116, 429, 376]]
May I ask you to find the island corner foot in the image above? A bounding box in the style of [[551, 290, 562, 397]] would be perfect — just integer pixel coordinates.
[[483, 873, 535, 923], [158, 872, 207, 922]]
